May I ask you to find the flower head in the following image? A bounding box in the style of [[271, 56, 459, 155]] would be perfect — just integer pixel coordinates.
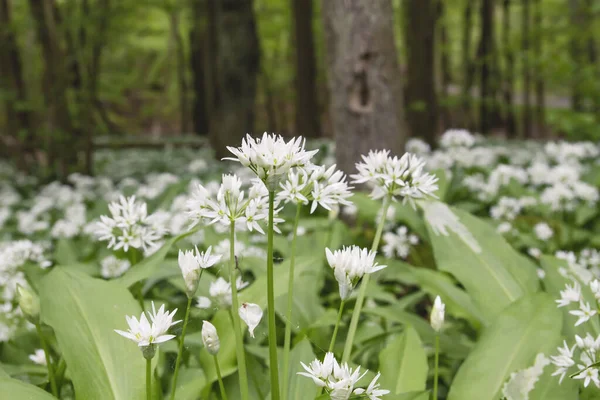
[[239, 302, 263, 338], [196, 277, 249, 309], [178, 246, 220, 297], [325, 246, 386, 300], [201, 320, 220, 355], [430, 296, 445, 332], [29, 349, 47, 366]]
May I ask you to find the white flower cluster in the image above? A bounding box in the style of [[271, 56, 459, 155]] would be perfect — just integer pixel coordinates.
[[382, 225, 419, 259], [351, 150, 438, 207], [325, 246, 386, 300], [277, 164, 353, 213], [298, 352, 389, 399], [91, 196, 167, 252], [439, 129, 477, 149], [196, 276, 249, 310], [100, 255, 131, 279], [186, 174, 280, 235], [502, 353, 550, 400], [115, 302, 180, 348], [226, 133, 318, 189]]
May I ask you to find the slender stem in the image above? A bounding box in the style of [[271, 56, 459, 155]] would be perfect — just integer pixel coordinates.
[[433, 335, 440, 400], [282, 202, 302, 396], [170, 296, 193, 400], [341, 196, 391, 363], [229, 223, 249, 400], [213, 355, 229, 400], [328, 300, 345, 353], [146, 358, 152, 400], [130, 250, 145, 312], [267, 190, 281, 400], [36, 323, 58, 397]]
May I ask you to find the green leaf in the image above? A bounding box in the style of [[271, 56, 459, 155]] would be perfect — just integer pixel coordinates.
[[116, 228, 199, 287], [39, 268, 147, 400], [422, 202, 538, 318], [379, 326, 428, 394], [54, 238, 79, 265], [447, 292, 562, 400], [0, 374, 56, 400], [529, 352, 578, 400]]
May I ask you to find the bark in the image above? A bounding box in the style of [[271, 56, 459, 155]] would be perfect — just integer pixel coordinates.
[[170, 8, 189, 133], [533, 0, 545, 137], [321, 0, 405, 174], [479, 0, 498, 134], [190, 0, 209, 136], [0, 0, 34, 166], [438, 0, 452, 130], [461, 0, 476, 129], [208, 0, 260, 159], [291, 0, 321, 137], [502, 0, 517, 137], [405, 0, 438, 145], [522, 0, 533, 137]]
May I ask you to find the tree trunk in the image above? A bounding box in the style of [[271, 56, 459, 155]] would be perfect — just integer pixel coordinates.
[[438, 0, 452, 130], [29, 0, 78, 177], [0, 0, 34, 167], [291, 0, 320, 138], [522, 0, 532, 137], [208, 0, 260, 159], [461, 0, 476, 129], [532, 0, 544, 137], [190, 0, 209, 136], [405, 0, 438, 146], [170, 8, 189, 134], [479, 0, 498, 135], [321, 0, 405, 174], [502, 0, 517, 137]]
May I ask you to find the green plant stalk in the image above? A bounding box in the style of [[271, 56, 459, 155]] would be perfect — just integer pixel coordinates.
[[169, 296, 194, 400], [433, 334, 440, 400], [213, 355, 229, 400], [146, 358, 152, 400], [129, 250, 145, 312], [282, 202, 302, 396], [229, 223, 250, 400], [267, 190, 281, 400], [35, 322, 58, 397], [328, 300, 345, 353], [341, 195, 391, 363]]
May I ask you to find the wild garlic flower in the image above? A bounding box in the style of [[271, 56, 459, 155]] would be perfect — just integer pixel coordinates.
[[186, 174, 281, 234], [92, 196, 167, 252], [430, 296, 445, 332], [201, 320, 220, 355], [551, 336, 600, 388], [534, 222, 553, 241], [382, 226, 419, 259], [225, 133, 318, 189], [502, 354, 550, 400], [114, 302, 180, 358], [351, 151, 438, 208], [100, 255, 131, 279], [178, 246, 221, 297], [238, 302, 263, 338], [298, 352, 389, 399], [277, 164, 353, 213], [29, 349, 47, 366], [405, 138, 431, 156], [325, 246, 386, 300], [196, 277, 249, 309], [439, 129, 476, 149]]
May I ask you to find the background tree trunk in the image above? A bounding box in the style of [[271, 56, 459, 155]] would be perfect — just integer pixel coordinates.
[[533, 0, 544, 137], [438, 0, 452, 131], [502, 0, 517, 137], [405, 0, 438, 146], [479, 0, 498, 134], [291, 0, 320, 138], [169, 5, 189, 134], [522, 0, 532, 137], [208, 0, 260, 159], [461, 0, 476, 129], [321, 0, 405, 174], [190, 0, 208, 136]]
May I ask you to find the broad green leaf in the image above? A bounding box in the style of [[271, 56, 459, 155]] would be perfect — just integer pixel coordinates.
[[39, 268, 147, 400], [0, 375, 56, 400], [379, 326, 428, 394], [529, 352, 578, 400], [169, 368, 206, 400], [408, 267, 487, 327], [285, 339, 317, 400], [448, 293, 562, 400], [116, 228, 199, 287], [422, 202, 538, 318], [54, 238, 79, 265], [385, 392, 430, 400]]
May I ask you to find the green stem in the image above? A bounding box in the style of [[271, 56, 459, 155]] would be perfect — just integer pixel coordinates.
[[433, 335, 440, 400], [146, 358, 152, 400], [282, 202, 302, 396], [36, 322, 58, 397], [169, 296, 193, 400], [267, 190, 281, 400], [214, 355, 229, 400], [341, 195, 391, 363], [328, 300, 345, 353], [229, 223, 249, 400]]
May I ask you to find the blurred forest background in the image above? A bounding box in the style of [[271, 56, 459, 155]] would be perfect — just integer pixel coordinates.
[[1, 0, 599, 177]]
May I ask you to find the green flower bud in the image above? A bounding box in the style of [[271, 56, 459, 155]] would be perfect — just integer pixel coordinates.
[[17, 285, 40, 323]]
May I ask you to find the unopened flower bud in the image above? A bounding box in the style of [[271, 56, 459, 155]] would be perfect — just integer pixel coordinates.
[[239, 303, 263, 338], [430, 296, 445, 332], [141, 344, 157, 360], [201, 321, 220, 355], [17, 285, 40, 323]]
